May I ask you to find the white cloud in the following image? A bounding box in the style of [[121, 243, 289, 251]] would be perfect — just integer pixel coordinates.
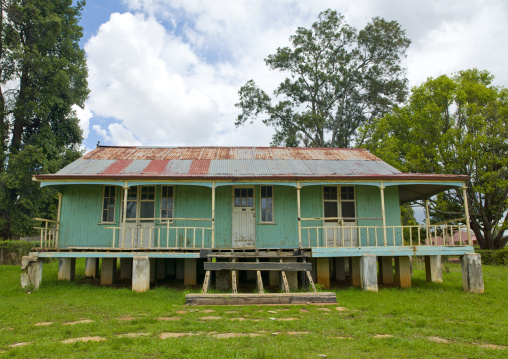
[[72, 105, 93, 139]]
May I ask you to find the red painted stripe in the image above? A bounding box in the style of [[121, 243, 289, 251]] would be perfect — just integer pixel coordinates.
[[189, 159, 210, 174], [101, 160, 133, 174], [143, 160, 170, 174]]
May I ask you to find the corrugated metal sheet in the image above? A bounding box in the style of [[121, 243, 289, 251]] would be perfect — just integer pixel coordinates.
[[123, 160, 151, 173], [165, 160, 192, 174], [102, 160, 133, 175], [189, 159, 211, 174], [143, 160, 170, 174]]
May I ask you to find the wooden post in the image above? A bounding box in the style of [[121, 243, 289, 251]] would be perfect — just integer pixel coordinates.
[[297, 182, 302, 248], [122, 184, 128, 248], [462, 184, 472, 246], [425, 200, 431, 244], [56, 193, 62, 247], [379, 182, 387, 246], [211, 181, 215, 248]]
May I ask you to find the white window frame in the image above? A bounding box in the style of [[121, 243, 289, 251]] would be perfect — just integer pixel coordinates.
[[101, 185, 116, 223], [259, 185, 274, 223], [322, 185, 356, 224], [160, 185, 175, 224]]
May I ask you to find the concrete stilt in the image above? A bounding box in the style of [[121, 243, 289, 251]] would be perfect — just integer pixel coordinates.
[[132, 256, 150, 292], [284, 258, 298, 291], [461, 253, 484, 293], [150, 259, 156, 283], [58, 258, 75, 281], [350, 257, 361, 287], [184, 259, 197, 286], [166, 259, 176, 278], [379, 256, 394, 284], [335, 257, 346, 281], [344, 257, 350, 275], [21, 256, 43, 290], [120, 258, 133, 280], [360, 255, 378, 292], [269, 258, 279, 287], [317, 258, 330, 288], [156, 259, 166, 280], [395, 256, 411, 288], [175, 259, 184, 280], [310, 258, 317, 282], [85, 258, 98, 278], [425, 255, 442, 283], [101, 258, 117, 285]]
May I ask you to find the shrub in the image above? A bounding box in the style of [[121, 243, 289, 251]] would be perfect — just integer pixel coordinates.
[[0, 240, 35, 265], [476, 248, 508, 266]]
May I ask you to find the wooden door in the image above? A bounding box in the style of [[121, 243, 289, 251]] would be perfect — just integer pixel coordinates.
[[232, 187, 256, 248], [123, 186, 156, 248], [323, 186, 358, 247]]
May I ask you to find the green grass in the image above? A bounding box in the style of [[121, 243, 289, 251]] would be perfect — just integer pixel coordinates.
[[0, 259, 507, 358]]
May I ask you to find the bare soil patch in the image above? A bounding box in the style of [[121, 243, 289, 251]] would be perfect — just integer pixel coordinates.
[[34, 322, 53, 326], [159, 332, 198, 339], [157, 317, 180, 321], [117, 333, 151, 338], [9, 342, 31, 347], [61, 336, 106, 344], [63, 319, 94, 326], [374, 334, 393, 338], [427, 336, 449, 344]]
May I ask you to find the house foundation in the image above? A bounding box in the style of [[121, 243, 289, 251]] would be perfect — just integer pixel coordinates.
[[395, 256, 411, 288], [58, 258, 75, 281], [132, 256, 150, 292], [378, 256, 394, 284], [461, 253, 484, 293], [425, 255, 442, 283], [156, 259, 166, 280], [360, 255, 378, 292], [350, 257, 361, 287], [317, 257, 330, 288], [101, 258, 116, 285], [335, 257, 346, 281], [85, 258, 99, 278], [120, 258, 133, 279], [184, 259, 197, 286]]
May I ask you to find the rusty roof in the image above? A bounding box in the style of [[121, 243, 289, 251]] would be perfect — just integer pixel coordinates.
[[35, 146, 468, 182]]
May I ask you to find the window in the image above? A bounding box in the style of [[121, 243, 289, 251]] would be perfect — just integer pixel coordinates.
[[323, 186, 355, 222], [161, 186, 174, 220], [234, 188, 254, 207], [125, 186, 156, 222], [102, 186, 116, 223], [260, 186, 273, 222]]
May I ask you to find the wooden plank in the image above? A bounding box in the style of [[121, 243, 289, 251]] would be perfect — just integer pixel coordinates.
[[280, 271, 290, 293], [204, 262, 312, 271], [185, 292, 337, 305], [202, 270, 210, 293], [306, 271, 317, 293]]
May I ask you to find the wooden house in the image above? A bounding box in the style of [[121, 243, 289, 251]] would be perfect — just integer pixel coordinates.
[[23, 146, 484, 297]]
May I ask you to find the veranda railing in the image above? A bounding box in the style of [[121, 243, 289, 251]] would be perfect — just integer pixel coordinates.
[[33, 218, 59, 248]]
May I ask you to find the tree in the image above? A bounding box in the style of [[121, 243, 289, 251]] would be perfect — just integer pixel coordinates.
[[235, 9, 411, 148], [0, 0, 89, 239], [365, 69, 508, 250]]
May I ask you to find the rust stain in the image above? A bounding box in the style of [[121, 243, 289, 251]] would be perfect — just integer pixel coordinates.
[[180, 148, 205, 160], [189, 159, 211, 174], [143, 160, 170, 174], [101, 160, 133, 174]]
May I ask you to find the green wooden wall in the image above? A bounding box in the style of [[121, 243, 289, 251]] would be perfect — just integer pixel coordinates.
[[57, 183, 403, 249]]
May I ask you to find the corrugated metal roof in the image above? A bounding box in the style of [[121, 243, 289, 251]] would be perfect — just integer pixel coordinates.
[[50, 146, 411, 179]]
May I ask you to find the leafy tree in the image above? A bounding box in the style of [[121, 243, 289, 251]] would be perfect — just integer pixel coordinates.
[[365, 69, 508, 250], [235, 9, 410, 147], [0, 0, 89, 239]]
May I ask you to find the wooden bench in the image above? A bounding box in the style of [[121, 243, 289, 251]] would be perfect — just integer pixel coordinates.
[[202, 258, 316, 294]]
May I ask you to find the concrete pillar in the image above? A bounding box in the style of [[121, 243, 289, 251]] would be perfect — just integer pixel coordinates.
[[350, 257, 361, 287], [360, 255, 378, 292], [335, 257, 346, 281], [157, 259, 166, 280], [425, 255, 443, 283], [175, 259, 184, 280], [216, 271, 229, 291], [132, 256, 150, 292], [395, 256, 411, 288], [284, 258, 298, 291], [120, 258, 133, 280], [310, 258, 317, 282], [58, 258, 75, 281], [166, 259, 176, 278], [461, 253, 484, 293], [85, 258, 98, 278], [101, 258, 117, 285], [150, 259, 156, 283], [317, 258, 330, 288], [269, 258, 279, 287], [379, 256, 394, 284], [20, 256, 43, 290], [184, 259, 197, 286]]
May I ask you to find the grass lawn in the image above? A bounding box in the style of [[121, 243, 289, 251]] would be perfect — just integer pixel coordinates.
[[0, 259, 507, 358]]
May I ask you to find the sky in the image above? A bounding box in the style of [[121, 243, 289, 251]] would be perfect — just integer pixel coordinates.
[[75, 0, 508, 151]]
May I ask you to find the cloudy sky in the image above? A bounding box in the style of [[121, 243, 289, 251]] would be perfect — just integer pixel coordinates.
[[76, 0, 508, 151]]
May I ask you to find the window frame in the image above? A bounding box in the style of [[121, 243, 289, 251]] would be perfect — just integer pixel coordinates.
[[159, 185, 175, 224], [322, 185, 356, 224], [259, 185, 274, 224], [101, 185, 116, 224]]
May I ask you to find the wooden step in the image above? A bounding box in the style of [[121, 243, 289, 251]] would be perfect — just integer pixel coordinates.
[[185, 292, 337, 305]]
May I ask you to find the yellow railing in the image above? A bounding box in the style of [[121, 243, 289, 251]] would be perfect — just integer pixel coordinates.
[[33, 218, 59, 248]]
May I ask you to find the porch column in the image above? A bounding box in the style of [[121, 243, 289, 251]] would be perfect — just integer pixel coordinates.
[[132, 256, 150, 292], [425, 255, 442, 283], [101, 258, 117, 285], [58, 258, 75, 281], [350, 257, 361, 287], [56, 193, 62, 247], [184, 259, 197, 286], [461, 253, 484, 293], [297, 182, 302, 247], [462, 184, 473, 245], [395, 256, 411, 288], [316, 257, 330, 288], [120, 258, 133, 279], [122, 184, 128, 248], [379, 182, 387, 246], [360, 255, 378, 292], [85, 258, 98, 278], [335, 257, 346, 281], [378, 256, 394, 284], [425, 200, 431, 244], [211, 182, 215, 248]]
